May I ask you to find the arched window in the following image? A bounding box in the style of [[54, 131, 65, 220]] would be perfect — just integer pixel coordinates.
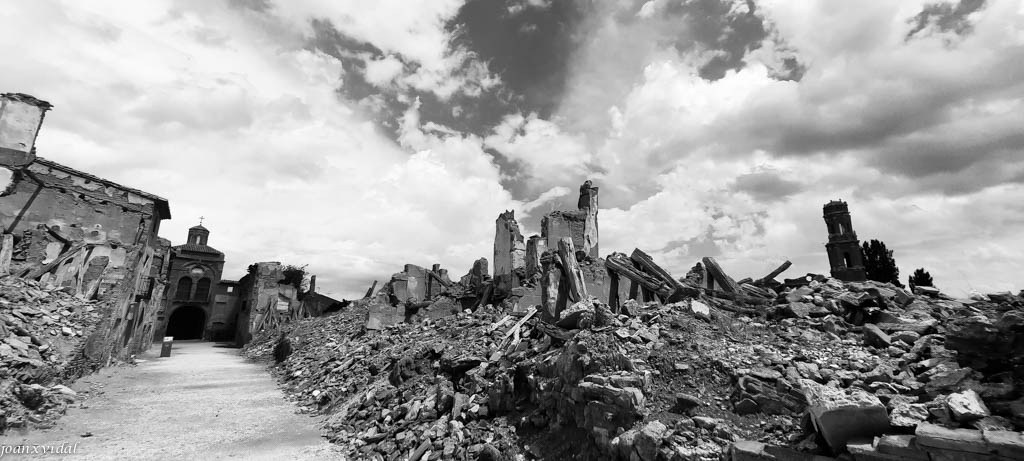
[[176, 277, 192, 300], [195, 278, 212, 301]]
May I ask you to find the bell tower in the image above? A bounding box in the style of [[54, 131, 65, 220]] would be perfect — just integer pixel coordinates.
[[187, 223, 210, 246], [823, 200, 866, 282]]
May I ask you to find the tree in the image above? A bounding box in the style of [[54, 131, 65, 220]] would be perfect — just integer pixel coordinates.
[[909, 268, 934, 288], [861, 239, 903, 287], [281, 264, 309, 296]]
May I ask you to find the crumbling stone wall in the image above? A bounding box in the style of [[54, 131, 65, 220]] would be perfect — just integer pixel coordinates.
[[493, 211, 526, 295], [233, 262, 300, 346], [542, 180, 599, 260], [1, 157, 171, 369]]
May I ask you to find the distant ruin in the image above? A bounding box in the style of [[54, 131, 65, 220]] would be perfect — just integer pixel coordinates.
[[823, 200, 867, 282]]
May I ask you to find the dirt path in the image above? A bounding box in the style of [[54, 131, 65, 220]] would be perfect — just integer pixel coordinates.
[[0, 341, 340, 460]]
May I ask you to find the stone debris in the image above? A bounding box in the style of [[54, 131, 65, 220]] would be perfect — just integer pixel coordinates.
[[243, 249, 1024, 460], [234, 185, 1024, 460], [0, 276, 100, 432]]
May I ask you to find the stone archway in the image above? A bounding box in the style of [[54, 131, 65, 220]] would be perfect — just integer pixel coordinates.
[[166, 305, 206, 340]]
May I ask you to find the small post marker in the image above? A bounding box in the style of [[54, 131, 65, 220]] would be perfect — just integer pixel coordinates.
[[160, 336, 173, 357]]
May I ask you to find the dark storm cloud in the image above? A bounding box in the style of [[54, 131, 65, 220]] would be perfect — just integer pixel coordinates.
[[305, 12, 538, 141], [306, 19, 405, 135], [732, 172, 803, 202], [907, 0, 987, 39], [664, 0, 769, 80], [448, 0, 589, 118]]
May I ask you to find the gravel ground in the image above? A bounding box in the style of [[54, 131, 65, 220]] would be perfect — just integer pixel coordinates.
[[0, 340, 340, 460]]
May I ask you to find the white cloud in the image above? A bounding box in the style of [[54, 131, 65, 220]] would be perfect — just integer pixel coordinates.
[[364, 55, 404, 87], [0, 0, 517, 298], [5, 0, 1024, 300]]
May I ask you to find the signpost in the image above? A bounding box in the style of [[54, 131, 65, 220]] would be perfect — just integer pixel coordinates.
[[160, 336, 173, 357]]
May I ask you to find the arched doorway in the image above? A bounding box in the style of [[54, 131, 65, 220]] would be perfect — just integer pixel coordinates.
[[166, 306, 206, 340]]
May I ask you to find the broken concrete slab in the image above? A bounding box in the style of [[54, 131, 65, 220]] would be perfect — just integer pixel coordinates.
[[801, 379, 891, 452]]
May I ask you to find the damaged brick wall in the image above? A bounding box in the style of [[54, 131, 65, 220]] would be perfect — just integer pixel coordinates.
[[1, 158, 171, 370], [233, 262, 300, 346]]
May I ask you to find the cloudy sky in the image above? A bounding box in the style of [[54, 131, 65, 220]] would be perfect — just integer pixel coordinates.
[[3, 0, 1023, 298]]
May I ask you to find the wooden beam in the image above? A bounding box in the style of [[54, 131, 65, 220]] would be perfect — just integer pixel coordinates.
[[540, 251, 560, 321], [556, 238, 587, 303], [363, 280, 378, 299], [757, 260, 792, 284], [0, 234, 13, 276], [702, 257, 742, 293], [607, 270, 620, 313], [605, 252, 672, 298], [27, 242, 86, 280], [630, 248, 683, 290]]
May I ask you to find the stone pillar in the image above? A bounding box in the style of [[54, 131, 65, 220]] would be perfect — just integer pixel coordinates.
[[525, 235, 545, 280], [578, 180, 599, 259], [494, 211, 525, 296]]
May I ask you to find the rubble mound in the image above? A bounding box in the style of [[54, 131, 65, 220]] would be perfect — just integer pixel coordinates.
[[246, 277, 1024, 461], [0, 277, 101, 432]]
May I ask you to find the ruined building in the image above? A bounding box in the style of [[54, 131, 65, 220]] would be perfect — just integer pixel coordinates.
[[540, 180, 599, 260], [494, 210, 526, 295], [823, 200, 867, 282], [232, 262, 302, 346], [155, 224, 228, 341], [0, 92, 172, 364]]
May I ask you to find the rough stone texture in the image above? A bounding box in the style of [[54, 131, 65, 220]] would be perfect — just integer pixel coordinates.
[[541, 180, 599, 260], [633, 420, 667, 461], [823, 200, 867, 282], [862, 324, 892, 348], [984, 430, 1024, 460], [1, 150, 170, 366], [578, 180, 598, 259], [493, 211, 526, 294], [948, 389, 991, 422], [801, 379, 891, 451], [914, 423, 988, 454], [524, 235, 544, 281], [875, 435, 929, 460], [946, 312, 1024, 375]]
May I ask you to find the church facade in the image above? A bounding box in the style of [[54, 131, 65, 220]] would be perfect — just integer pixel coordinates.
[[154, 224, 236, 340]]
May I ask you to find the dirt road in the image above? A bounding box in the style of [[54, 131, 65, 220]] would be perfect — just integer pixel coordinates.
[[0, 341, 339, 460]]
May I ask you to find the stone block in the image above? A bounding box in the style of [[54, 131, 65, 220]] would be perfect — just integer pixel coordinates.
[[801, 379, 891, 451], [875, 435, 928, 460], [862, 324, 891, 348], [731, 441, 772, 461], [915, 423, 987, 454], [847, 440, 905, 461], [633, 421, 667, 461], [983, 430, 1024, 460], [947, 389, 990, 422]]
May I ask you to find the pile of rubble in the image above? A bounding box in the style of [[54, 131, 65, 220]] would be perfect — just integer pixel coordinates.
[[246, 248, 1024, 461], [0, 276, 99, 432]]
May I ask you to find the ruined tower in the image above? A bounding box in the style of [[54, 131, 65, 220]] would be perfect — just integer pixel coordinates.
[[541, 180, 599, 260], [823, 200, 866, 282]]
